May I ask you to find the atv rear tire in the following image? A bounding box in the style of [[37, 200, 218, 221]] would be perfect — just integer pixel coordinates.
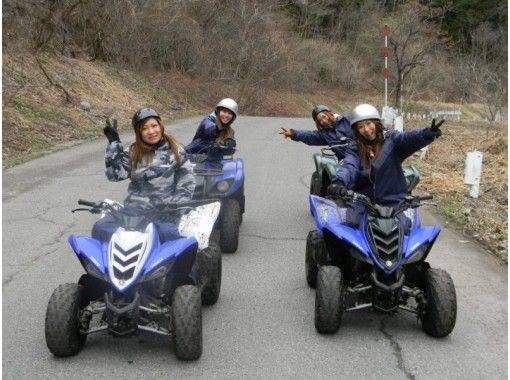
[[421, 268, 457, 337], [305, 231, 320, 288], [201, 243, 222, 305], [45, 283, 87, 357], [219, 199, 241, 253], [315, 266, 343, 334], [172, 285, 202, 360]]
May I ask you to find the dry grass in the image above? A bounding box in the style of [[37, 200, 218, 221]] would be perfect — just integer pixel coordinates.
[[406, 119, 508, 262]]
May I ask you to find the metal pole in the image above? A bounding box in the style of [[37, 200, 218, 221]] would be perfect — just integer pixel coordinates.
[[383, 25, 390, 108], [400, 72, 403, 112]]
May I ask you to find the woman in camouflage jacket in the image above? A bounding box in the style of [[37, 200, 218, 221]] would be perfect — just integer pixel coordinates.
[[92, 108, 196, 242]]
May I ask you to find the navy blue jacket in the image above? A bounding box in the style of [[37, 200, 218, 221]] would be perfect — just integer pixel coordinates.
[[290, 114, 354, 159], [186, 112, 236, 155], [334, 128, 433, 205]]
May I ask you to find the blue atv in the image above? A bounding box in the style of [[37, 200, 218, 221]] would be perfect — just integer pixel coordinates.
[[44, 199, 222, 360], [307, 191, 457, 337], [309, 138, 421, 197], [190, 138, 245, 253]]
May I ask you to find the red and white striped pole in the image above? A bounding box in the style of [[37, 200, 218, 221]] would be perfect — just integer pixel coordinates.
[[383, 24, 390, 108]]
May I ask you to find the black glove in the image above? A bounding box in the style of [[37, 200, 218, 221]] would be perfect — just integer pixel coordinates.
[[424, 118, 444, 140], [103, 119, 120, 143], [327, 183, 347, 197]]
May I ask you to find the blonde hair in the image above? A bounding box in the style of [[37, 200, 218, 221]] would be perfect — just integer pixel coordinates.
[[129, 118, 180, 170], [214, 116, 235, 144]]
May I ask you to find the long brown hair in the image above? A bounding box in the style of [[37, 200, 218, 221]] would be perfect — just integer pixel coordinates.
[[129, 118, 180, 170], [354, 119, 384, 170], [214, 116, 235, 144], [314, 110, 336, 129]]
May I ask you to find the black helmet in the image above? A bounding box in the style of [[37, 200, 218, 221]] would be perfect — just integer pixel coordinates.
[[132, 107, 160, 130], [312, 105, 331, 121]]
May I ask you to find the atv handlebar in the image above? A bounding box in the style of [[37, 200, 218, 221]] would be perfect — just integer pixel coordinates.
[[72, 198, 220, 215], [78, 199, 97, 207], [413, 194, 433, 202], [320, 138, 351, 156], [195, 138, 236, 156], [328, 190, 434, 216]]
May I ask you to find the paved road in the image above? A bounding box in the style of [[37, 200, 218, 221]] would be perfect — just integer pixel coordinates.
[[3, 116, 507, 379]]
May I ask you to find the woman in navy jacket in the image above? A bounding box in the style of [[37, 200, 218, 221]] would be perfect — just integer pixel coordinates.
[[185, 98, 238, 157], [329, 103, 443, 228], [280, 105, 354, 160]]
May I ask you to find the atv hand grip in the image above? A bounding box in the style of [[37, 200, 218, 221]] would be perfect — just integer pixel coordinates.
[[78, 199, 96, 207], [415, 195, 433, 201]]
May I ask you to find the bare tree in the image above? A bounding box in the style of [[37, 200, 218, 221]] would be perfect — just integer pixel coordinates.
[[387, 9, 435, 107]]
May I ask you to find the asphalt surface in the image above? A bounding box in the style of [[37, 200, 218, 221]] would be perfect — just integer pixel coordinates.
[[3, 116, 508, 379]]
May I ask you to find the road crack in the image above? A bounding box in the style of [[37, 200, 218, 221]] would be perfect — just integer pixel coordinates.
[[299, 173, 311, 189], [241, 233, 306, 241], [379, 317, 416, 380]]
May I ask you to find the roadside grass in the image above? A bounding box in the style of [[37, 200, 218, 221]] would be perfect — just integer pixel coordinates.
[[407, 118, 507, 263], [434, 193, 507, 262]]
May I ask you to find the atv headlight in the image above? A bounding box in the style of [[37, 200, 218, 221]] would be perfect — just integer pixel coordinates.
[[349, 247, 373, 264], [406, 244, 429, 264], [141, 258, 176, 282], [216, 180, 231, 193], [84, 259, 107, 281]]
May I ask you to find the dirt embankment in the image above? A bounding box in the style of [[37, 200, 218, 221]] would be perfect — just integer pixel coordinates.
[[3, 50, 507, 262]]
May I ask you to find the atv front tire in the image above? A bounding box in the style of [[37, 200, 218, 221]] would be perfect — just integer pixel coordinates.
[[219, 199, 241, 253], [45, 283, 88, 357], [315, 266, 343, 334], [201, 242, 222, 305], [421, 268, 457, 337], [172, 285, 202, 360]]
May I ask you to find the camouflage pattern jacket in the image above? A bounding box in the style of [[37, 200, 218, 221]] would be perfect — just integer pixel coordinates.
[[105, 139, 196, 210]]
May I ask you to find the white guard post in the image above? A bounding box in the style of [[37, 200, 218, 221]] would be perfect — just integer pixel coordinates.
[[382, 106, 398, 128], [464, 151, 483, 198], [394, 115, 404, 132]]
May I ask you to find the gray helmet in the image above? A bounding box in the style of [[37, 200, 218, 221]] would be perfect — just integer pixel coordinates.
[[312, 105, 331, 121], [350, 104, 381, 127], [215, 98, 239, 119], [132, 107, 160, 129]]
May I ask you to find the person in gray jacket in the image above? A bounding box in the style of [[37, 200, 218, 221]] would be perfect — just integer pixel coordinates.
[[92, 107, 196, 242]]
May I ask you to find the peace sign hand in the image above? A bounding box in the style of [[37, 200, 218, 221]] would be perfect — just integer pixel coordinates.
[[280, 128, 293, 138]]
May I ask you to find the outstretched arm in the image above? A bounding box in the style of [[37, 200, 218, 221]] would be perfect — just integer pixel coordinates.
[[287, 128, 326, 145], [393, 119, 444, 161]]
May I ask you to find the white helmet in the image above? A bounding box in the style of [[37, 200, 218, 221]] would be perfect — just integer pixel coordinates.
[[216, 98, 239, 119], [350, 104, 381, 127]]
